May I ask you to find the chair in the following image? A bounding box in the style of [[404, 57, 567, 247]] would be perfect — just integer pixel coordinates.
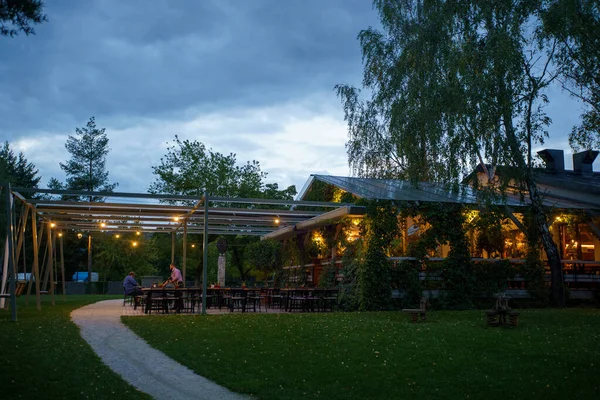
[[288, 289, 307, 312], [321, 289, 339, 312], [144, 288, 169, 314], [267, 288, 282, 310], [246, 289, 262, 312], [123, 288, 133, 306], [228, 289, 247, 312]]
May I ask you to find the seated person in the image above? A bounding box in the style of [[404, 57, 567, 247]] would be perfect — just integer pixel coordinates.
[[123, 271, 143, 305], [164, 263, 183, 288]]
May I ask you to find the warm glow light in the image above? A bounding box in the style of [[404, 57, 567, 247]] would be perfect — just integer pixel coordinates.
[[100, 222, 106, 228], [313, 232, 324, 243], [77, 233, 83, 239], [50, 222, 56, 228], [173, 217, 180, 222], [136, 231, 141, 236], [191, 244, 195, 248], [132, 241, 138, 247], [352, 218, 361, 226], [274, 218, 280, 224], [58, 232, 63, 237], [115, 234, 120, 239]]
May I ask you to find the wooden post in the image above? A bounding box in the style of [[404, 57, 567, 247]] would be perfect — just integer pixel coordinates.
[[87, 234, 92, 294], [48, 223, 55, 306], [60, 234, 66, 297], [183, 221, 187, 285], [30, 208, 41, 310], [202, 194, 208, 315]]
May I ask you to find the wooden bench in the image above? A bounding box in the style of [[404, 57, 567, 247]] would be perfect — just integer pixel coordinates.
[[0, 281, 28, 298], [402, 297, 428, 322], [486, 294, 519, 327]]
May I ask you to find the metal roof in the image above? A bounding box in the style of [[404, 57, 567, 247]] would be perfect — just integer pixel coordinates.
[[298, 175, 600, 211], [298, 175, 493, 204], [9, 187, 351, 236]]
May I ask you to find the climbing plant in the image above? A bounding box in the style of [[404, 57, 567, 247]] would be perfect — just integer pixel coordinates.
[[356, 200, 398, 311], [518, 209, 550, 305], [402, 202, 475, 309]]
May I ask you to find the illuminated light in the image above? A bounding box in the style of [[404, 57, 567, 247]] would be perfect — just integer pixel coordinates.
[[173, 217, 180, 222], [136, 231, 141, 236], [115, 234, 120, 239], [191, 244, 195, 248], [50, 222, 56, 228], [58, 232, 63, 237], [77, 233, 83, 239], [274, 218, 280, 224], [313, 232, 324, 243], [132, 241, 138, 247], [352, 218, 361, 226], [100, 222, 106, 228]]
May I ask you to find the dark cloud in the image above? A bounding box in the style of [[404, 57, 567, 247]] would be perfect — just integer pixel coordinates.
[[0, 0, 378, 137]]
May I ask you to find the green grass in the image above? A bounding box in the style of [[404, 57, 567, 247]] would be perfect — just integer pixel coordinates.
[[123, 309, 600, 400], [0, 295, 151, 400]]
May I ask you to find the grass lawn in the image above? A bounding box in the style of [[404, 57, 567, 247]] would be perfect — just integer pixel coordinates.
[[123, 309, 600, 400], [0, 295, 151, 400]]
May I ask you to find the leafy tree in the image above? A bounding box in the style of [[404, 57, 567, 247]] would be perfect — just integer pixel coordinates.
[[150, 136, 266, 198], [94, 232, 157, 281], [337, 0, 566, 306], [52, 117, 118, 201], [245, 238, 282, 283], [150, 136, 297, 283], [541, 0, 600, 150], [0, 141, 41, 193], [0, 0, 46, 37]]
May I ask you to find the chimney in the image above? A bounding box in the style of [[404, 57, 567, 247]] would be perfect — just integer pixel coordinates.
[[537, 149, 564, 173], [573, 150, 599, 178]]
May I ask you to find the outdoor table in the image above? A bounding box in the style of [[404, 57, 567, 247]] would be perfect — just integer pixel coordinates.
[[142, 287, 200, 314]]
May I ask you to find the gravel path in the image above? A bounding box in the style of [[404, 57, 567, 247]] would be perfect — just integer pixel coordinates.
[[71, 299, 248, 400]]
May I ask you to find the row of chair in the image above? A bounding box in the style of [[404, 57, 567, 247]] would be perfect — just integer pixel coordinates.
[[123, 287, 340, 313]]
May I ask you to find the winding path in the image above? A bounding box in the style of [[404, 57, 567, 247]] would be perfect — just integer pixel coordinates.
[[71, 299, 248, 400]]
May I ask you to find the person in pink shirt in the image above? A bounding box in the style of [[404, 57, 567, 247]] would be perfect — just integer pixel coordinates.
[[166, 263, 183, 288]]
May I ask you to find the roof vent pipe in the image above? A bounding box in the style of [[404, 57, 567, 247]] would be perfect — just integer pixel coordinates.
[[537, 149, 565, 173], [573, 150, 599, 177]]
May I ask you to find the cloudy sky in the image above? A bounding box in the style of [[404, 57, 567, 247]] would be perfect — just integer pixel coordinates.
[[0, 0, 589, 195]]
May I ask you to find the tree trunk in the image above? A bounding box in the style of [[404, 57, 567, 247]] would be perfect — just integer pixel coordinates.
[[527, 181, 565, 307], [501, 102, 565, 307]]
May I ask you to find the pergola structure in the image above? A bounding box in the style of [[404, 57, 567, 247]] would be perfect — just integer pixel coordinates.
[[1, 183, 365, 321]]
